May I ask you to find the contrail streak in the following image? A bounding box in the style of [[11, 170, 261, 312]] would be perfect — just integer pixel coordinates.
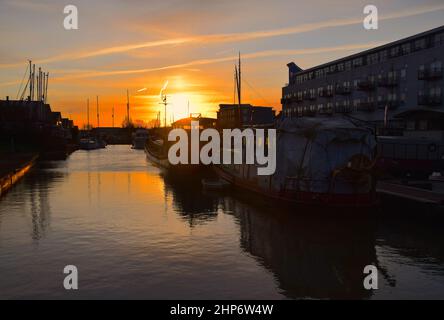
[[47, 42, 382, 82], [0, 3, 442, 69]]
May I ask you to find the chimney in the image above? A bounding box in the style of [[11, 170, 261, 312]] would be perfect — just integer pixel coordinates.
[[6, 96, 9, 101]]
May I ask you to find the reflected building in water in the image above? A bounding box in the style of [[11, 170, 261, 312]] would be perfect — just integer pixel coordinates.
[[223, 198, 379, 299], [164, 173, 380, 299]]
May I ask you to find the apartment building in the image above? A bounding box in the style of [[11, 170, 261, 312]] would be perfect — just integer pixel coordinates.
[[281, 26, 444, 131]]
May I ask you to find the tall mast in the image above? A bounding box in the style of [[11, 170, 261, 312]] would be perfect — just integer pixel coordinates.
[[238, 52, 241, 106], [41, 71, 45, 102], [38, 67, 42, 101], [126, 89, 130, 126], [87, 98, 90, 129], [112, 106, 115, 128], [28, 60, 32, 100], [45, 72, 49, 103], [235, 52, 242, 127], [96, 96, 100, 128], [163, 96, 167, 127], [160, 95, 169, 128], [31, 64, 36, 101], [36, 68, 39, 101]]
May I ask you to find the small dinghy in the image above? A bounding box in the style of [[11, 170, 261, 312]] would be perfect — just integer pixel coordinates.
[[201, 178, 231, 190]]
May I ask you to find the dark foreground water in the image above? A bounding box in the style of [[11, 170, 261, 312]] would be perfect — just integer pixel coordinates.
[[0, 145, 444, 299]]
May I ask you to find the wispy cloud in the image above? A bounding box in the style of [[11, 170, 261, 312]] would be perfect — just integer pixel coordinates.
[[48, 42, 382, 82], [1, 3, 442, 69]]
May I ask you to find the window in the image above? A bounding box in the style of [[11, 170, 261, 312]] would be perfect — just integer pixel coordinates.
[[345, 61, 352, 71], [431, 61, 442, 71], [434, 33, 444, 46], [431, 87, 442, 97], [309, 89, 316, 99], [379, 50, 388, 62], [297, 106, 303, 116], [388, 93, 397, 101], [401, 43, 411, 55], [406, 121, 415, 130], [338, 63, 344, 72], [401, 68, 407, 79], [353, 57, 363, 67], [309, 105, 316, 113], [390, 46, 400, 57], [367, 53, 378, 65], [414, 38, 426, 51], [401, 93, 406, 103], [419, 120, 427, 130]]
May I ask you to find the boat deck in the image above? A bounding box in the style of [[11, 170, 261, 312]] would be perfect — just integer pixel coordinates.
[[377, 181, 444, 205]]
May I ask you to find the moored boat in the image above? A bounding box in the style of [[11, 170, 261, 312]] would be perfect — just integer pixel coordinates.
[[214, 117, 378, 207], [79, 137, 100, 150], [132, 129, 149, 150], [145, 114, 216, 173]]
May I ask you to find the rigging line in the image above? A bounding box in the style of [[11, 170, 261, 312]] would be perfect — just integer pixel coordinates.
[[20, 79, 30, 101], [242, 77, 272, 106], [16, 64, 29, 99]]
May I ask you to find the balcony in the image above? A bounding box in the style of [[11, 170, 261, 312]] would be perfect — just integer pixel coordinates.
[[334, 105, 353, 114], [319, 88, 334, 97], [357, 102, 377, 112], [357, 79, 376, 91], [418, 68, 443, 80], [303, 92, 316, 101], [418, 94, 442, 107], [378, 100, 400, 110], [335, 85, 352, 95], [377, 76, 398, 87]]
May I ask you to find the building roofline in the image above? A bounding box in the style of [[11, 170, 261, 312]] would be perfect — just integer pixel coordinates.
[[218, 103, 274, 109], [289, 25, 444, 76]]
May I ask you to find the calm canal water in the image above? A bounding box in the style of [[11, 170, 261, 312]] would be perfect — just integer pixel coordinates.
[[1, 145, 444, 299]]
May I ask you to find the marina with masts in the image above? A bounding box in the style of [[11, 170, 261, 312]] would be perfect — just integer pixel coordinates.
[[0, 17, 444, 300]]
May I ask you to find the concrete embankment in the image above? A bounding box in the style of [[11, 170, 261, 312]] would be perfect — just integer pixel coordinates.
[[0, 154, 38, 197]]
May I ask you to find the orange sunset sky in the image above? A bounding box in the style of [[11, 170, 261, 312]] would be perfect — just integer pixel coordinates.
[[0, 0, 443, 127]]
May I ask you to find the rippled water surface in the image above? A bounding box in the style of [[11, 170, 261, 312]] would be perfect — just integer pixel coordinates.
[[1, 145, 443, 299]]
